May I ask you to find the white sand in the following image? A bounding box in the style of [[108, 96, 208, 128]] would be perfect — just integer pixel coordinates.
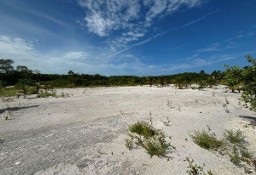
[[0, 86, 255, 175]]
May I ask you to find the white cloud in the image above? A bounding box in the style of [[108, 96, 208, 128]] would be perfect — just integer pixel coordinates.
[[78, 0, 202, 50], [85, 13, 115, 37], [0, 35, 155, 75], [0, 35, 89, 73], [0, 35, 36, 57], [1, 35, 241, 76], [80, 0, 141, 37]]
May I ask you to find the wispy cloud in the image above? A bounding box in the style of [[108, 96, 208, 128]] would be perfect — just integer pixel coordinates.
[[2, 34, 249, 76], [0, 0, 67, 27], [164, 54, 236, 72], [225, 28, 255, 42], [0, 35, 88, 73], [169, 43, 190, 51], [108, 11, 217, 57], [196, 42, 220, 52], [225, 41, 238, 49], [78, 0, 203, 50], [0, 35, 155, 75]]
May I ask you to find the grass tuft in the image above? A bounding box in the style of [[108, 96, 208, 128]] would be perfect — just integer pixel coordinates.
[[127, 121, 173, 157], [224, 130, 245, 146], [144, 136, 169, 157], [129, 121, 159, 139], [229, 145, 241, 167], [191, 130, 224, 150]]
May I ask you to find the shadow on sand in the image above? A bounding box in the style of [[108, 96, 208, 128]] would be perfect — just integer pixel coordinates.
[[239, 115, 256, 127], [0, 105, 39, 114], [239, 115, 256, 122]]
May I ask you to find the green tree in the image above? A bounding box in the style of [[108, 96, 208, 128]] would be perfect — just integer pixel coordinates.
[[224, 65, 243, 93], [16, 65, 29, 72], [15, 79, 31, 98], [0, 59, 14, 74], [211, 70, 223, 84], [241, 55, 256, 111]]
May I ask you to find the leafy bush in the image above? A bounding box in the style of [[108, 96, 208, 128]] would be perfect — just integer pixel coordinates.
[[224, 130, 245, 146], [241, 55, 256, 111], [191, 130, 224, 150]]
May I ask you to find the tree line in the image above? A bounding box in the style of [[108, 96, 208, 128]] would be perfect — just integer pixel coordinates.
[[0, 56, 255, 110], [0, 59, 223, 88]]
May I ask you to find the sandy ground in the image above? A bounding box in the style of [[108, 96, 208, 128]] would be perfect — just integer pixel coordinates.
[[0, 86, 255, 175]]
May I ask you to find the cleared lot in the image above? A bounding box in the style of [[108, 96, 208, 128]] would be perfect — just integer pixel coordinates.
[[0, 86, 255, 175]]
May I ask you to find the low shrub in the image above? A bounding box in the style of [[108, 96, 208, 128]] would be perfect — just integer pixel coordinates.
[[143, 133, 170, 157], [224, 130, 245, 146], [129, 121, 159, 139], [127, 121, 173, 157], [191, 128, 255, 173], [240, 148, 253, 160], [191, 130, 224, 150]]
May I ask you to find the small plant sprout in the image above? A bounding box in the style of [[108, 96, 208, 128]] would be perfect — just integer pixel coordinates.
[[167, 99, 173, 108], [125, 138, 134, 150], [162, 116, 171, 126], [149, 112, 153, 125], [186, 158, 213, 175]]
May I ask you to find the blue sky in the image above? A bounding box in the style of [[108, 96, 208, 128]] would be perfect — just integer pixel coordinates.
[[0, 0, 255, 76]]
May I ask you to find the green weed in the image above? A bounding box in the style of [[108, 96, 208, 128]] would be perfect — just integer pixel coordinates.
[[191, 130, 224, 150]]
